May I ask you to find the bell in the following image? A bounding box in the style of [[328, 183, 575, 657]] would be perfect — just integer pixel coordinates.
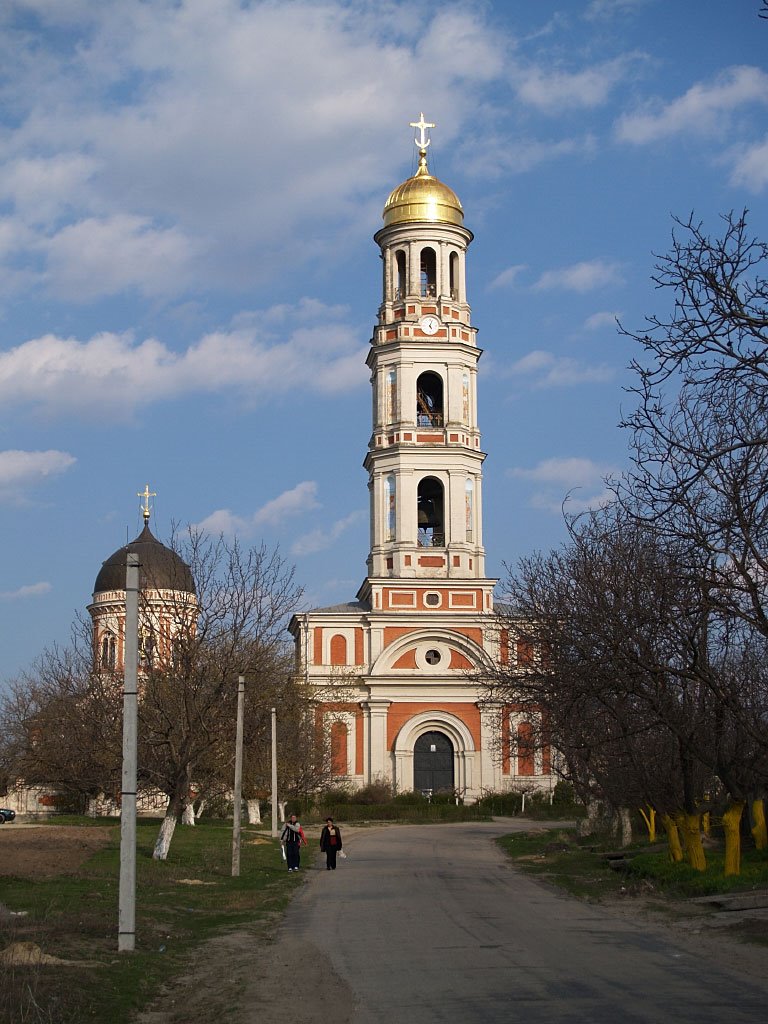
[[418, 499, 438, 527]]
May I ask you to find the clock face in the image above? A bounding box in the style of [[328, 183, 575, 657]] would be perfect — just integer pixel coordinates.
[[420, 315, 440, 336]]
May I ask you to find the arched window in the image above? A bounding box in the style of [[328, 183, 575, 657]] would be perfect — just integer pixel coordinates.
[[420, 247, 436, 297], [101, 632, 116, 670], [416, 371, 443, 426], [395, 250, 407, 300], [517, 722, 535, 776], [465, 478, 474, 542], [517, 637, 535, 667], [330, 634, 347, 666], [140, 628, 155, 667], [386, 368, 397, 424], [417, 477, 445, 548], [385, 475, 396, 541], [331, 721, 348, 776], [449, 251, 459, 300], [462, 373, 470, 423]]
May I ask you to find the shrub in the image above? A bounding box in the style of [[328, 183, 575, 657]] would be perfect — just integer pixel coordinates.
[[318, 786, 354, 805], [350, 781, 393, 805], [392, 790, 427, 805]]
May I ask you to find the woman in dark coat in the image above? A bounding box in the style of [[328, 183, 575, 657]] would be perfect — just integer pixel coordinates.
[[319, 817, 343, 870]]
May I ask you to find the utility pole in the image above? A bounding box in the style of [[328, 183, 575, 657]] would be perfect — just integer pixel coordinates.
[[271, 707, 278, 837], [232, 674, 245, 877], [118, 552, 139, 953]]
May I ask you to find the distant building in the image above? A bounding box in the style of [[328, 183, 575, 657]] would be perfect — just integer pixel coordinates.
[[289, 117, 552, 800], [87, 491, 197, 676]]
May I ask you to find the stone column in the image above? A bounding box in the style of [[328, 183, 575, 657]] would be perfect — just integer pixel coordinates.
[[477, 701, 503, 794], [408, 241, 419, 297], [362, 698, 392, 784]]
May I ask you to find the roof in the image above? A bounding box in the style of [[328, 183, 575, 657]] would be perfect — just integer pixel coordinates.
[[382, 152, 464, 228], [93, 523, 196, 595]]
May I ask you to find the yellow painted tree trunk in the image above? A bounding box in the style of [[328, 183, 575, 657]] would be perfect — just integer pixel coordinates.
[[722, 801, 744, 876], [751, 799, 767, 851], [676, 811, 706, 871], [661, 813, 683, 862], [639, 805, 657, 842]]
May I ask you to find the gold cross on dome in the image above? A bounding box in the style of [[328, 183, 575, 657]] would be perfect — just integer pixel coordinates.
[[410, 112, 435, 152], [138, 483, 156, 524]]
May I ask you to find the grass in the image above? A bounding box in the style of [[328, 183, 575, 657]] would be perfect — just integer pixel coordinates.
[[497, 827, 768, 903], [0, 818, 296, 1024]]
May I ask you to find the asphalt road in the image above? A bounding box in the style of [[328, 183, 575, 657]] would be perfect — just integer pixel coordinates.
[[277, 819, 768, 1024]]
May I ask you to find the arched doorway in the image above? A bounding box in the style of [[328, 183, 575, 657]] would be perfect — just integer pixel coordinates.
[[414, 731, 454, 793]]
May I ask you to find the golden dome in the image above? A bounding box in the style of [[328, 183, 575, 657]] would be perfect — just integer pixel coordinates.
[[382, 151, 464, 228]]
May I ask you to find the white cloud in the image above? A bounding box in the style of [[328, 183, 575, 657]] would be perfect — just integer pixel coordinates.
[[0, 301, 368, 417], [0, 582, 53, 600], [583, 310, 620, 331], [291, 510, 366, 556], [487, 265, 527, 291], [44, 215, 200, 300], [533, 259, 623, 292], [585, 0, 650, 20], [509, 457, 616, 514], [508, 350, 614, 388], [0, 1, 510, 300], [514, 55, 644, 112], [461, 134, 593, 178], [197, 482, 320, 537], [616, 66, 768, 145], [0, 450, 76, 501], [729, 136, 768, 193], [0, 154, 100, 226]]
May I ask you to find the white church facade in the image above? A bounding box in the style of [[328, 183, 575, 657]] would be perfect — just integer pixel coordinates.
[[289, 117, 552, 801]]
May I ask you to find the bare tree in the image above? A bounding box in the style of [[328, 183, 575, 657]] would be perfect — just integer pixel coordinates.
[[0, 626, 123, 809], [136, 529, 304, 859], [617, 210, 768, 862], [484, 504, 768, 871]]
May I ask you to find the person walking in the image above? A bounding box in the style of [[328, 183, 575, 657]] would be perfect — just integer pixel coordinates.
[[281, 814, 307, 872], [320, 817, 343, 870]]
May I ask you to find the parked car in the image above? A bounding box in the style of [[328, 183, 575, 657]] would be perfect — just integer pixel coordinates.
[[0, 808, 16, 823]]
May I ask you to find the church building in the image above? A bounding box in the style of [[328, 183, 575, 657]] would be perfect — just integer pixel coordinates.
[[288, 117, 552, 801]]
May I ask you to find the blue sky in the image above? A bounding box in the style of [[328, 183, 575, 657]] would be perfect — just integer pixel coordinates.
[[1, 0, 767, 688]]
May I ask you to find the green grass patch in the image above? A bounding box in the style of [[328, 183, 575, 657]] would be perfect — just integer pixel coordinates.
[[0, 818, 296, 1023], [497, 828, 768, 903]]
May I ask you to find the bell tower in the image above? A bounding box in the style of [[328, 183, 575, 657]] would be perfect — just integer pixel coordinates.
[[358, 114, 494, 614], [289, 116, 555, 801]]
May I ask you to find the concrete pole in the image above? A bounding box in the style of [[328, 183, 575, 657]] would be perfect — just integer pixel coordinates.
[[231, 675, 245, 877], [118, 552, 139, 953], [271, 707, 278, 837]]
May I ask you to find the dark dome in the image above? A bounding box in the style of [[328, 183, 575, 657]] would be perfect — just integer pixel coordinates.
[[93, 523, 196, 595]]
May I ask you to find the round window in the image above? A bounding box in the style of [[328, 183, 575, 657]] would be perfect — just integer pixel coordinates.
[[425, 593, 440, 606], [425, 649, 442, 665]]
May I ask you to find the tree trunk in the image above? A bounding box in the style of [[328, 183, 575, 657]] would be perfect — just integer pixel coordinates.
[[619, 807, 632, 848], [195, 798, 207, 820], [181, 803, 195, 826], [153, 814, 178, 860], [751, 798, 767, 850], [676, 811, 706, 872], [722, 800, 745, 876], [154, 792, 184, 860], [246, 798, 261, 824], [639, 805, 656, 843], [278, 800, 287, 823], [660, 813, 684, 862], [577, 797, 601, 837]]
